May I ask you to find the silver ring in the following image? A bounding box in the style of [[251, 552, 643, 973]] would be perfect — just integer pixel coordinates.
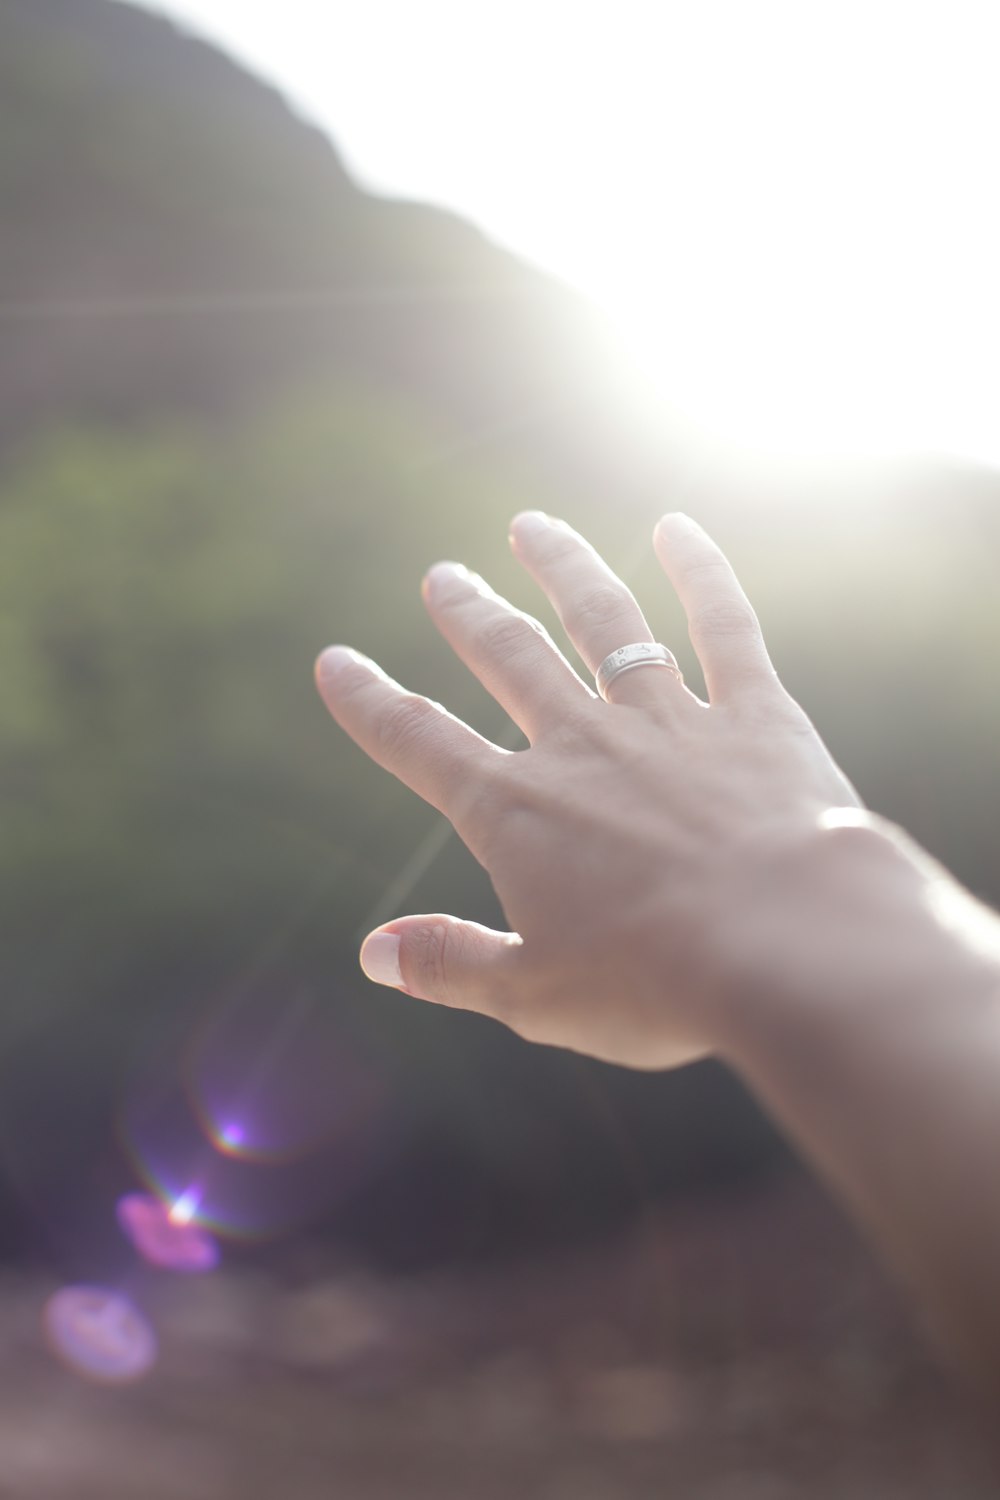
[[595, 642, 682, 702]]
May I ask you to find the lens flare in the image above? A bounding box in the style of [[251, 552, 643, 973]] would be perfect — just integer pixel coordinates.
[[43, 1286, 157, 1384], [119, 990, 390, 1241], [218, 1121, 245, 1152], [168, 1189, 200, 1226], [186, 982, 380, 1165], [116, 1191, 219, 1272]]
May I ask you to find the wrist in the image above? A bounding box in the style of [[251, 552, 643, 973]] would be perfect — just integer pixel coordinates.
[[699, 810, 1000, 1400], [705, 808, 998, 1067]]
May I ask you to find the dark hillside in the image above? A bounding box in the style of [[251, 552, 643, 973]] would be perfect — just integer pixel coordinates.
[[0, 0, 649, 482]]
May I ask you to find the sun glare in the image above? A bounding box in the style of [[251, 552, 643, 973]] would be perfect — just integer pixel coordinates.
[[594, 228, 1000, 465], [512, 2, 1000, 465], [150, 0, 1000, 465]]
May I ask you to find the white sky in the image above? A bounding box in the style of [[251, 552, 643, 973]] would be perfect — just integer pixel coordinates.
[[132, 0, 1000, 465]]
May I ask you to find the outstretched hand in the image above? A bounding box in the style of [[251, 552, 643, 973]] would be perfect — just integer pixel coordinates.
[[315, 512, 860, 1069]]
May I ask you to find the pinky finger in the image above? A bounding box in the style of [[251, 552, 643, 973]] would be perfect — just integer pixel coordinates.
[[653, 513, 779, 704]]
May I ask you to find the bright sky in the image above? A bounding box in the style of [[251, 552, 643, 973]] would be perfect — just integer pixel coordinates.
[[134, 0, 1000, 466]]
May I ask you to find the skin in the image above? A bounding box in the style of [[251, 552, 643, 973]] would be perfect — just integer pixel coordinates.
[[315, 509, 1000, 1406]]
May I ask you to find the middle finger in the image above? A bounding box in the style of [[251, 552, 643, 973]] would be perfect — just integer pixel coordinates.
[[422, 561, 595, 742]]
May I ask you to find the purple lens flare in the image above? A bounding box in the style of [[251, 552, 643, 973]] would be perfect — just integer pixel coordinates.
[[116, 1191, 219, 1272], [218, 1120, 245, 1152], [119, 980, 393, 1239], [188, 982, 382, 1164], [43, 1286, 157, 1383]]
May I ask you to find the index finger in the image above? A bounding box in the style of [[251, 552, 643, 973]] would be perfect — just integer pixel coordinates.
[[315, 646, 507, 853]]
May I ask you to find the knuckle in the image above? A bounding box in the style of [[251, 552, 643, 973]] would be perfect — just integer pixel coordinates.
[[544, 698, 602, 747], [479, 746, 518, 807], [407, 920, 500, 1013], [375, 692, 436, 759], [406, 922, 451, 995], [448, 751, 510, 857], [673, 541, 725, 579], [475, 609, 542, 661], [688, 598, 760, 647], [566, 583, 632, 637], [533, 525, 580, 566]]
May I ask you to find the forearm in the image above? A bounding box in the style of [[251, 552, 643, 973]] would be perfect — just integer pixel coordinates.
[[714, 814, 1000, 1401]]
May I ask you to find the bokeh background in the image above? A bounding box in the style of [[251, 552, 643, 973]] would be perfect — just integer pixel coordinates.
[[1, 1, 998, 1494]]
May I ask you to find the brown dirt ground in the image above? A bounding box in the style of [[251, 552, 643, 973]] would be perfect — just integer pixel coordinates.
[[2, 1170, 997, 1499]]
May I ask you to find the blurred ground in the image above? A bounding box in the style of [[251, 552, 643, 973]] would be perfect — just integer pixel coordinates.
[[2, 1169, 996, 1499]]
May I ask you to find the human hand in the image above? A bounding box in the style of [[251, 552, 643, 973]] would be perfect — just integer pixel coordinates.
[[315, 512, 862, 1070]]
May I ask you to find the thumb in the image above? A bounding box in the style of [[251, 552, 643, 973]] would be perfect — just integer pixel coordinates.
[[360, 914, 523, 1019]]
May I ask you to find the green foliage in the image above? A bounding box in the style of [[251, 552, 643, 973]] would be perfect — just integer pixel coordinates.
[[0, 385, 520, 1059]]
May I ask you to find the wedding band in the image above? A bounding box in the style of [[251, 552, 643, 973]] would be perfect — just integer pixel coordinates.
[[595, 642, 682, 702]]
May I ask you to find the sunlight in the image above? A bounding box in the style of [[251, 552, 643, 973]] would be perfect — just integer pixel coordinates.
[[144, 0, 1000, 465], [589, 225, 1000, 464], [515, 2, 1000, 464]]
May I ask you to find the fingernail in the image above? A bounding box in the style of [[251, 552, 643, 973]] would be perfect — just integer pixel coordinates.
[[509, 510, 550, 541], [360, 931, 402, 987], [316, 645, 366, 681], [422, 561, 471, 599], [659, 512, 698, 533]]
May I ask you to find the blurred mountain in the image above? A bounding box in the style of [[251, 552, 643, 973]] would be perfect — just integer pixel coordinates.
[[0, 0, 665, 491]]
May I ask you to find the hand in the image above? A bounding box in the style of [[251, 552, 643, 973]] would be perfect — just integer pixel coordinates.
[[315, 512, 862, 1069]]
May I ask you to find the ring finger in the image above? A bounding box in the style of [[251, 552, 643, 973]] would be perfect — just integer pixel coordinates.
[[509, 511, 689, 709]]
